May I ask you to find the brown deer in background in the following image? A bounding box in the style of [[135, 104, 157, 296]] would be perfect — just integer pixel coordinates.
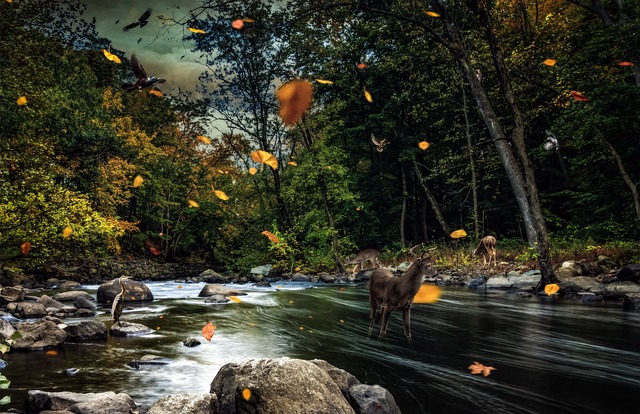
[[368, 254, 437, 339], [344, 249, 381, 274], [474, 235, 497, 266]]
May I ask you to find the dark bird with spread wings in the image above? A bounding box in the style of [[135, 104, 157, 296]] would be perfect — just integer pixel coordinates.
[[371, 134, 388, 152], [123, 8, 152, 32], [121, 54, 166, 92]]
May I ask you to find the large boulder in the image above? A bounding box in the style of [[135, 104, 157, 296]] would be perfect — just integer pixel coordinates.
[[199, 269, 229, 283], [13, 320, 67, 350], [250, 264, 272, 277], [310, 359, 361, 403], [97, 278, 153, 304], [0, 319, 16, 340], [510, 273, 541, 290], [73, 297, 97, 310], [11, 302, 48, 319], [0, 286, 24, 304], [560, 276, 604, 294], [25, 390, 136, 414], [37, 295, 65, 310], [198, 284, 246, 298], [485, 276, 512, 289], [53, 291, 94, 302], [109, 321, 153, 337], [63, 321, 107, 342], [146, 393, 217, 414], [616, 265, 640, 283], [603, 281, 640, 298], [210, 357, 357, 414]]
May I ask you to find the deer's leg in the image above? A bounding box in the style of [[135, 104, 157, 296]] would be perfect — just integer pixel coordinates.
[[402, 306, 412, 340], [379, 306, 391, 337], [369, 298, 378, 333]]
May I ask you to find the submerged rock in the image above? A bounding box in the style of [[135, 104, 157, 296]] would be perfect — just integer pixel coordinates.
[[109, 321, 153, 337]]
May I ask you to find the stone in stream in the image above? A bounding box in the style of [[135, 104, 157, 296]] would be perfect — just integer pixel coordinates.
[[73, 296, 97, 310], [127, 354, 173, 369], [145, 393, 218, 414], [96, 278, 154, 304], [10, 302, 47, 318], [109, 321, 153, 337], [198, 284, 246, 297], [13, 320, 66, 350], [63, 321, 107, 342], [52, 291, 94, 302], [0, 319, 16, 340], [26, 390, 136, 414], [349, 384, 402, 414], [204, 294, 229, 304], [0, 286, 24, 304], [183, 337, 202, 347], [37, 294, 65, 309]]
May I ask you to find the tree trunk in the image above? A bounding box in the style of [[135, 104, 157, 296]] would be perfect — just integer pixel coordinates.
[[412, 158, 451, 236], [462, 87, 480, 240], [400, 164, 407, 247]]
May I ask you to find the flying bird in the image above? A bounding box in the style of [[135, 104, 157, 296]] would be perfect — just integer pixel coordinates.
[[123, 8, 152, 32], [137, 37, 142, 44], [543, 130, 559, 151], [371, 134, 388, 152], [121, 54, 166, 92], [115, 19, 120, 25]]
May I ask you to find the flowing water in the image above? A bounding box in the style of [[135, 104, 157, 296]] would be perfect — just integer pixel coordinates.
[[3, 281, 640, 413]]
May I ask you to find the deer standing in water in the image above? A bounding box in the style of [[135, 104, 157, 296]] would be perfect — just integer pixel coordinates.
[[474, 235, 497, 266], [344, 249, 380, 274], [368, 254, 436, 339]]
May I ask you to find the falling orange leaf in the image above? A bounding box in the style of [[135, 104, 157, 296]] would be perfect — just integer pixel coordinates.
[[229, 296, 242, 303], [231, 19, 244, 29], [250, 149, 278, 171], [159, 315, 164, 319], [196, 135, 212, 144], [248, 167, 258, 175], [177, 285, 183, 289], [62, 226, 73, 238], [618, 61, 634, 67], [542, 59, 557, 66], [188, 199, 200, 208], [46, 350, 58, 356], [418, 141, 430, 150], [133, 175, 144, 188], [316, 79, 334, 85], [450, 229, 467, 239], [544, 283, 560, 295], [21, 242, 31, 255], [276, 80, 313, 125], [413, 284, 442, 304], [149, 246, 162, 256], [356, 207, 361, 211], [339, 319, 344, 323], [242, 388, 252, 401], [202, 321, 216, 341], [214, 190, 229, 201], [188, 27, 206, 34], [363, 88, 373, 103], [287, 161, 298, 166], [424, 11, 440, 17], [295, 267, 301, 271], [468, 361, 496, 377], [261, 230, 279, 244], [299, 326, 304, 330], [148, 89, 163, 97], [570, 90, 590, 102], [102, 49, 121, 64], [16, 96, 27, 106], [356, 63, 367, 69], [156, 326, 161, 330]]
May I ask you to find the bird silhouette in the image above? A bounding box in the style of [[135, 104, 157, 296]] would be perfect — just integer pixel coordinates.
[[137, 37, 142, 44], [121, 54, 166, 92], [123, 8, 152, 32], [371, 134, 388, 152], [115, 19, 120, 25]]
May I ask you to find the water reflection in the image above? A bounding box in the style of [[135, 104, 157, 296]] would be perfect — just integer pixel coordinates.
[[3, 282, 640, 413]]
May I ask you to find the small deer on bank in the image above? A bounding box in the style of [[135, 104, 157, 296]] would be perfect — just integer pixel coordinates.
[[474, 235, 497, 266], [368, 253, 437, 339], [344, 249, 381, 274]]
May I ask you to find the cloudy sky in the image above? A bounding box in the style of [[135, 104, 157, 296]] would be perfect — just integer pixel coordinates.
[[83, 0, 207, 96]]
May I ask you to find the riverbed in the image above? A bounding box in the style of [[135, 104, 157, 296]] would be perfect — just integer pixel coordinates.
[[3, 281, 640, 413]]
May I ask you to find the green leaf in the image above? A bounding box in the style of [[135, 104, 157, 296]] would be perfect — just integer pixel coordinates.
[[0, 378, 10, 390], [0, 395, 11, 405]]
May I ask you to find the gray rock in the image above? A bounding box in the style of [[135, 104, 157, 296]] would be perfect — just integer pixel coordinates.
[[290, 273, 311, 282], [59, 281, 81, 290], [45, 278, 60, 289], [67, 392, 136, 414], [109, 321, 153, 337], [198, 284, 246, 297], [349, 384, 401, 414], [97, 278, 153, 304], [0, 319, 16, 340], [560, 276, 604, 293], [616, 265, 640, 283], [204, 294, 230, 304], [623, 293, 640, 310], [318, 273, 336, 283], [354, 268, 375, 283], [73, 309, 96, 318], [556, 266, 578, 281], [26, 391, 131, 413], [200, 269, 228, 284], [253, 280, 272, 287], [12, 302, 48, 318], [603, 281, 640, 298], [395, 261, 411, 273], [0, 286, 24, 304], [183, 337, 201, 347], [485, 276, 512, 289], [510, 273, 541, 290], [146, 393, 217, 414], [522, 269, 542, 276], [73, 297, 97, 310], [210, 357, 356, 414], [561, 260, 584, 276], [64, 321, 107, 342], [37, 295, 65, 309], [53, 291, 94, 302], [250, 264, 272, 276], [13, 320, 66, 350], [127, 355, 173, 369], [311, 359, 361, 402], [577, 292, 604, 303]]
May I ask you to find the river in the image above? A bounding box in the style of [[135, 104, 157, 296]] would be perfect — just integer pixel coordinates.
[[3, 281, 640, 413]]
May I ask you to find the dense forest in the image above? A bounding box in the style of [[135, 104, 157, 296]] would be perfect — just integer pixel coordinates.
[[1, 0, 639, 281]]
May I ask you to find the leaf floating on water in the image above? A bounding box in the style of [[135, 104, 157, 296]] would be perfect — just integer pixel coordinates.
[[418, 141, 430, 150], [196, 135, 212, 144], [229, 296, 242, 303], [188, 27, 206, 34], [248, 167, 258, 175], [618, 61, 634, 67], [468, 361, 496, 377], [251, 149, 278, 171], [214, 190, 229, 201], [450, 229, 467, 239], [20, 242, 31, 255], [261, 230, 279, 244], [16, 96, 27, 106], [276, 80, 313, 125], [570, 90, 590, 102], [413, 284, 442, 304], [62, 226, 73, 238], [424, 10, 440, 17], [542, 59, 557, 66], [202, 321, 216, 341], [46, 350, 58, 356], [363, 88, 373, 103], [188, 199, 199, 208], [242, 388, 251, 401], [133, 175, 144, 188], [544, 283, 560, 295]]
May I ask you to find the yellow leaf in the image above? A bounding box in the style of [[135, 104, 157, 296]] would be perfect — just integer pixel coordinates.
[[544, 283, 560, 295], [450, 229, 467, 239], [133, 175, 144, 188], [261, 230, 279, 244], [339, 319, 344, 323], [101, 49, 121, 64], [62, 226, 73, 238], [363, 88, 373, 103], [295, 266, 301, 271], [188, 27, 206, 34], [148, 89, 163, 97], [316, 79, 334, 85], [325, 165, 332, 169], [196, 135, 212, 144], [250, 149, 278, 170], [16, 96, 27, 106], [242, 18, 255, 23], [543, 59, 557, 67], [413, 284, 442, 304], [418, 141, 430, 150], [276, 80, 313, 125], [188, 199, 200, 208], [214, 190, 229, 201], [229, 296, 242, 303], [287, 161, 298, 166], [242, 388, 251, 401], [424, 11, 441, 17], [248, 167, 258, 175]]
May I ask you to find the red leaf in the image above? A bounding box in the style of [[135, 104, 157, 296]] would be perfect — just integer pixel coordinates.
[[570, 90, 590, 102], [618, 61, 634, 67]]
